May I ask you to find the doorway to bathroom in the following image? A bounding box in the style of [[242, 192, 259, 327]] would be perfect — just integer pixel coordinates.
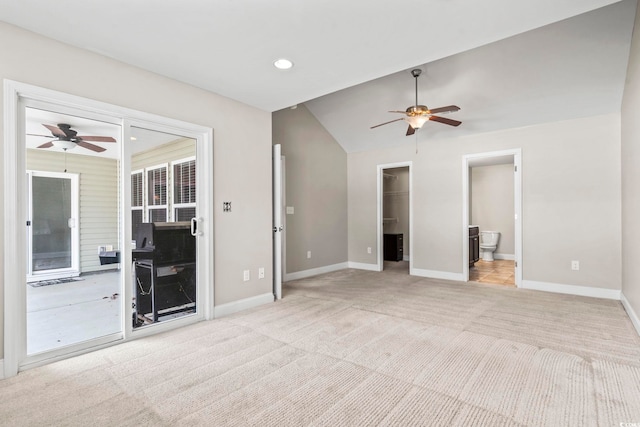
[[462, 150, 522, 287], [377, 162, 412, 274]]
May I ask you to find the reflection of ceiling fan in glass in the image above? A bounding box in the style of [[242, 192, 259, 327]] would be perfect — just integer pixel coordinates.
[[28, 123, 117, 153], [371, 69, 462, 136]]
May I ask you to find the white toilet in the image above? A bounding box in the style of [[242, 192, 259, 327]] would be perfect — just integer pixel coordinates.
[[480, 231, 500, 261]]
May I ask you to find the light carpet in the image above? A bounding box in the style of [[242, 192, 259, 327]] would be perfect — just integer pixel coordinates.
[[1, 265, 639, 426]]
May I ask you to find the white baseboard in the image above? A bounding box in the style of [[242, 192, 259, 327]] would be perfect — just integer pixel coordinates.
[[521, 280, 621, 300], [621, 293, 640, 337], [214, 292, 274, 318], [347, 262, 380, 272], [0, 359, 4, 380], [411, 268, 464, 282], [494, 253, 515, 261], [284, 262, 349, 282], [403, 255, 410, 262]]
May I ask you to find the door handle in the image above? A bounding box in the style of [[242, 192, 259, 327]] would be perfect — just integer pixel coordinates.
[[190, 218, 203, 236]]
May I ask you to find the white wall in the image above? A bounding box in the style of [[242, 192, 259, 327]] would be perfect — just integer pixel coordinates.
[[272, 105, 348, 275], [0, 22, 273, 358], [349, 114, 621, 292], [471, 164, 515, 257], [621, 2, 640, 329]]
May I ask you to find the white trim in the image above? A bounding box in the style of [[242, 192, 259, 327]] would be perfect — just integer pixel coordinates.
[[462, 149, 522, 287], [284, 262, 349, 282], [521, 280, 621, 300], [377, 162, 413, 274], [493, 253, 515, 261], [411, 268, 465, 282], [214, 293, 274, 318], [621, 293, 640, 337], [0, 359, 3, 380], [403, 255, 410, 262], [348, 262, 380, 272]]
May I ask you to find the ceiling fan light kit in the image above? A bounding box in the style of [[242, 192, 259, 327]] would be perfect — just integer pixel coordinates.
[[52, 140, 77, 150], [371, 68, 462, 135]]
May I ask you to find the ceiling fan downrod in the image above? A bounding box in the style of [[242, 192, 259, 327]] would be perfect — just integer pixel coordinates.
[[411, 69, 422, 107]]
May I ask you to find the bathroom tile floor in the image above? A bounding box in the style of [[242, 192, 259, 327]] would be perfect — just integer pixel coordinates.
[[469, 259, 515, 286]]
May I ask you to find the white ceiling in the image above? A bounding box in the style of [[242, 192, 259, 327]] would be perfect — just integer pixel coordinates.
[[306, 0, 636, 152], [1, 0, 635, 154]]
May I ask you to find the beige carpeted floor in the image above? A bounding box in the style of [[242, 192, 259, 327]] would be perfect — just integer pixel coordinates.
[[1, 266, 640, 426]]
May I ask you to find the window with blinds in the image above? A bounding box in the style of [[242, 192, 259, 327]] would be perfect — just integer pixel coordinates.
[[147, 165, 168, 222], [131, 159, 196, 229], [173, 158, 196, 221], [131, 170, 144, 238]]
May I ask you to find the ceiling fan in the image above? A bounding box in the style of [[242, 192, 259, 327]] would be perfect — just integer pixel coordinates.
[[28, 123, 117, 153], [371, 69, 462, 136]]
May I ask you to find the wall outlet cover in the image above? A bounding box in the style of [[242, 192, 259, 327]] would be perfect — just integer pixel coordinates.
[[258, 268, 265, 279], [286, 206, 294, 215]]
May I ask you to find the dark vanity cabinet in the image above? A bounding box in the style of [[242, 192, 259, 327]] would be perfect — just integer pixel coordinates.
[[384, 233, 404, 262], [469, 226, 480, 266]]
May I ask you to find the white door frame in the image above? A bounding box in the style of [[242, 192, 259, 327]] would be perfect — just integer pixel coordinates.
[[272, 144, 283, 300], [462, 149, 522, 286], [26, 170, 80, 282], [4, 80, 215, 378], [377, 161, 413, 272]]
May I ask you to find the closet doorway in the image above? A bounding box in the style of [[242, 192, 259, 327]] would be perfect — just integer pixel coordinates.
[[377, 162, 412, 273]]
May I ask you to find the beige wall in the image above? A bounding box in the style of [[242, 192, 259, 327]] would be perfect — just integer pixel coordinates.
[[349, 114, 621, 291], [470, 164, 515, 256], [383, 167, 409, 258], [27, 150, 119, 273], [621, 4, 640, 323], [0, 22, 273, 359], [272, 105, 348, 274]]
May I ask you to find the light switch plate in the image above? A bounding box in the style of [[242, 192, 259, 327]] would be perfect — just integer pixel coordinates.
[[286, 206, 294, 215]]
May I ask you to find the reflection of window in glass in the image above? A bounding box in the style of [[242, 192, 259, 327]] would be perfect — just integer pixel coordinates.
[[173, 158, 196, 222], [147, 165, 168, 222], [131, 170, 144, 238]]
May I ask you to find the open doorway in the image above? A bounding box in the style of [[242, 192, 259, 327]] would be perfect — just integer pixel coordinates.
[[377, 162, 412, 274], [462, 150, 522, 287]]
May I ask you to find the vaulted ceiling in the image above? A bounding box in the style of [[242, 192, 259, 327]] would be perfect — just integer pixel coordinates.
[[0, 0, 635, 153]]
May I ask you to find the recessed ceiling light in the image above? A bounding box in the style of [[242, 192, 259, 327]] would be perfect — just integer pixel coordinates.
[[274, 58, 293, 70]]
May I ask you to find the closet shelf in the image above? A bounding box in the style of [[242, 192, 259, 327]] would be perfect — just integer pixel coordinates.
[[383, 173, 397, 180], [383, 217, 398, 223]]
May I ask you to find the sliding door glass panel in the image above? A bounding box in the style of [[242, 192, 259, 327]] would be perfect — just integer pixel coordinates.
[[25, 106, 123, 356], [131, 126, 197, 329]]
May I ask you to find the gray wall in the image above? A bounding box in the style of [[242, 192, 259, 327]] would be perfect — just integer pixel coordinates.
[[621, 3, 640, 325], [348, 113, 621, 291], [383, 167, 410, 258], [0, 22, 273, 358], [272, 105, 348, 274], [470, 164, 515, 257]]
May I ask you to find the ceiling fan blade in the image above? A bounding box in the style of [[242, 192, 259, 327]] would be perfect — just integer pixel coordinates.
[[42, 124, 67, 138], [37, 141, 54, 149], [370, 118, 405, 129], [427, 105, 460, 114], [77, 141, 106, 153], [27, 133, 56, 138], [406, 125, 416, 136], [78, 136, 117, 143], [429, 115, 462, 127]]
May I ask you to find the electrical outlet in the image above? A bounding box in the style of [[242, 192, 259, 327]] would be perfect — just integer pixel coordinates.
[[258, 267, 265, 279], [571, 260, 580, 271], [367, 247, 372, 254], [307, 251, 311, 259], [243, 270, 250, 281]]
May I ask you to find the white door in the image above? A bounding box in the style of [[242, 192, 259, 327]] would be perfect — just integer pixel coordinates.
[[273, 144, 283, 299], [27, 171, 80, 282]]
